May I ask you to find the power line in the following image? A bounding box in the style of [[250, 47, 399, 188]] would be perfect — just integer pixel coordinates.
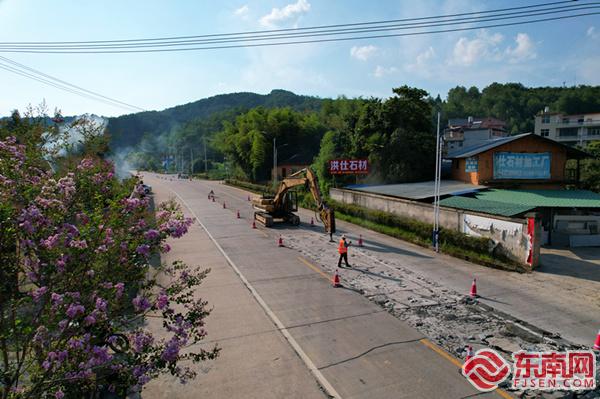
[[0, 3, 595, 51], [0, 0, 582, 45], [0, 58, 145, 112], [0, 11, 596, 54]]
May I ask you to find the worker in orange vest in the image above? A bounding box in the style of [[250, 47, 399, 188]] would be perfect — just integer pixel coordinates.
[[337, 235, 351, 268]]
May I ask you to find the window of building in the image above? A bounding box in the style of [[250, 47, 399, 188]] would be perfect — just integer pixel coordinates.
[[589, 127, 600, 136], [577, 118, 584, 124], [458, 142, 463, 147], [540, 129, 550, 137], [541, 115, 550, 124], [558, 127, 578, 137], [562, 117, 570, 124]]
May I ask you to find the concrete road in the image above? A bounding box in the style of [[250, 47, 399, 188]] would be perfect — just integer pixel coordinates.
[[192, 177, 598, 347], [205, 179, 600, 347], [142, 174, 509, 399]]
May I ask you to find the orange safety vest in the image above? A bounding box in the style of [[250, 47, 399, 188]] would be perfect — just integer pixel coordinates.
[[338, 239, 347, 254]]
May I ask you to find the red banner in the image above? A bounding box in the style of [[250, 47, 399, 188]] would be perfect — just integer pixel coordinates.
[[328, 159, 369, 175]]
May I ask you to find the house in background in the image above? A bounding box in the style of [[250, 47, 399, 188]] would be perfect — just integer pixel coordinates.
[[442, 133, 600, 247], [446, 133, 587, 190], [273, 154, 312, 181], [534, 108, 600, 147], [444, 116, 508, 155]]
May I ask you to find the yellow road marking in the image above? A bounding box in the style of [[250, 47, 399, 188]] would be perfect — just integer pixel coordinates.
[[297, 256, 331, 281], [419, 339, 513, 399], [419, 338, 463, 368]]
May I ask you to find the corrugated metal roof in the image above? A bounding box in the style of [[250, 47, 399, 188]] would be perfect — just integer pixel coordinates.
[[445, 134, 529, 158], [439, 196, 535, 217], [445, 133, 589, 159], [476, 189, 600, 208], [345, 180, 486, 200]]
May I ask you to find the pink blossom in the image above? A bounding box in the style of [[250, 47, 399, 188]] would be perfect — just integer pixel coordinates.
[[66, 303, 85, 319], [161, 337, 182, 362], [95, 297, 108, 312], [132, 331, 154, 353], [30, 286, 48, 302], [54, 390, 64, 399], [69, 239, 87, 249], [156, 293, 169, 310], [144, 229, 160, 241], [132, 295, 151, 312], [41, 234, 61, 249], [84, 314, 96, 326], [56, 254, 68, 273], [51, 293, 63, 307], [136, 244, 150, 257], [77, 158, 95, 170], [115, 283, 125, 299]]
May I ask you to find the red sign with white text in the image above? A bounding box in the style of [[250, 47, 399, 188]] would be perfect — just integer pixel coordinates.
[[329, 159, 369, 175]]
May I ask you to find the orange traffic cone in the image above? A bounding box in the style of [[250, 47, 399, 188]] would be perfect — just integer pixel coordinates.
[[237, 210, 241, 219], [252, 221, 257, 229], [310, 217, 314, 227], [278, 235, 284, 247], [593, 329, 600, 350], [332, 270, 341, 287], [358, 234, 364, 247], [470, 278, 478, 298], [223, 202, 226, 209]]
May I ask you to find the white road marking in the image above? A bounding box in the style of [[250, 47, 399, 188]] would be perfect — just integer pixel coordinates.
[[169, 188, 342, 399]]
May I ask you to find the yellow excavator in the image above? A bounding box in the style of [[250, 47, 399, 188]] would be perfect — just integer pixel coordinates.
[[252, 168, 335, 234]]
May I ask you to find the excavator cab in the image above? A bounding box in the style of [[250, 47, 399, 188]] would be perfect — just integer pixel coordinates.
[[252, 167, 334, 233]]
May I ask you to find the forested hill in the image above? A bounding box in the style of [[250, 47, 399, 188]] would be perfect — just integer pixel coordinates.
[[107, 89, 323, 149]]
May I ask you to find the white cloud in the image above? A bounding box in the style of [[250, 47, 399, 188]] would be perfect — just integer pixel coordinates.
[[259, 0, 310, 27], [350, 45, 378, 61], [373, 65, 398, 78], [234, 5, 249, 18], [505, 33, 536, 63], [587, 26, 599, 40], [449, 30, 503, 66]]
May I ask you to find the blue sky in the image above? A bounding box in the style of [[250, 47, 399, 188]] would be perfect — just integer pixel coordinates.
[[0, 0, 598, 117]]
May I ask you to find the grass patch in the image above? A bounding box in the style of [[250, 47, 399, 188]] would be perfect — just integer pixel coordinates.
[[331, 200, 526, 272]]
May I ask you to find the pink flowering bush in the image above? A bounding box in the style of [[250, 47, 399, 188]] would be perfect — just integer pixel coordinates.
[[0, 136, 218, 398]]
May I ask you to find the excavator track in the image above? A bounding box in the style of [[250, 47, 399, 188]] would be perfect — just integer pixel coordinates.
[[254, 211, 274, 227]]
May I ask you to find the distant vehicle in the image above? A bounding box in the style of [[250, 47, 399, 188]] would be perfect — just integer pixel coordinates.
[[179, 173, 189, 179]]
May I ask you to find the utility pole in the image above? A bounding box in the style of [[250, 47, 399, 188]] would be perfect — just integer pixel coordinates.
[[203, 135, 208, 173], [273, 137, 277, 184], [190, 147, 194, 175], [433, 112, 441, 253]]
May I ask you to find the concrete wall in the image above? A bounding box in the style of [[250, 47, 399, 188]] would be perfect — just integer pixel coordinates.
[[330, 187, 539, 269]]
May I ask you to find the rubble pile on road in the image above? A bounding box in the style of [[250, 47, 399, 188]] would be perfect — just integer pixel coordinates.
[[286, 232, 583, 361]]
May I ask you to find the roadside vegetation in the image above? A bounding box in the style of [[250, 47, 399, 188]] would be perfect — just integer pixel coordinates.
[[0, 108, 218, 398], [122, 83, 600, 194]]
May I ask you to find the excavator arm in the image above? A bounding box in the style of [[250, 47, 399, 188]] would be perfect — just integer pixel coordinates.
[[273, 168, 335, 234]]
